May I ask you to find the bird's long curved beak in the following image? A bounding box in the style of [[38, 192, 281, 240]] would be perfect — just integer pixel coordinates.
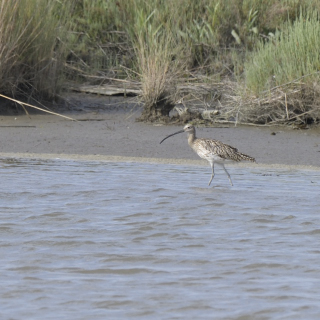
[[160, 129, 184, 144]]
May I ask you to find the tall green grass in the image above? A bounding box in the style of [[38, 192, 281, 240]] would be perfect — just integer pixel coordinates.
[[65, 0, 320, 123], [2, 0, 320, 124], [131, 8, 188, 119], [245, 10, 320, 94], [68, 0, 318, 72], [0, 0, 70, 99]]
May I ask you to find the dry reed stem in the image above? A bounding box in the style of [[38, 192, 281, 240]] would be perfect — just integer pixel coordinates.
[[0, 93, 75, 121]]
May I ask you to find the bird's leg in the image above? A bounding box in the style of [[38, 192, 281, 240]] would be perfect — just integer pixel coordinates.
[[208, 161, 215, 186], [221, 164, 233, 186]]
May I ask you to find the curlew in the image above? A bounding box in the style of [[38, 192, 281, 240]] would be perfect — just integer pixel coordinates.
[[160, 124, 255, 186]]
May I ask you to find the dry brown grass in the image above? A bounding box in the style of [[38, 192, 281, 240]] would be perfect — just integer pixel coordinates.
[[133, 24, 188, 121], [168, 74, 320, 126], [237, 82, 320, 125]]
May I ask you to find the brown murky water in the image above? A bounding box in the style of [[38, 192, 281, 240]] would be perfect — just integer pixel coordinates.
[[0, 158, 319, 319]]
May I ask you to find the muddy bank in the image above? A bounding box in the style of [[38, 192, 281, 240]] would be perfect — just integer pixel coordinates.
[[0, 94, 319, 168]]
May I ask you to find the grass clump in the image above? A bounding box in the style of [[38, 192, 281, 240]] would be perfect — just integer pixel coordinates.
[[3, 0, 320, 125], [130, 6, 188, 121], [242, 10, 320, 124], [66, 0, 320, 124], [245, 11, 320, 93], [0, 0, 70, 100]]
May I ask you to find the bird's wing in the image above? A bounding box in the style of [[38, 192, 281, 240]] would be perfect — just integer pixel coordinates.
[[194, 139, 240, 161]]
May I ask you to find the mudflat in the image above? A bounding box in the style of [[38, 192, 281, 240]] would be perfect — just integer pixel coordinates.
[[0, 94, 319, 169]]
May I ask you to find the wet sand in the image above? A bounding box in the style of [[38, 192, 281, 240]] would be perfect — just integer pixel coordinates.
[[0, 94, 319, 169]]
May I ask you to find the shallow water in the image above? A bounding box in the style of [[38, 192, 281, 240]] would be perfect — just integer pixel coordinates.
[[0, 158, 319, 320]]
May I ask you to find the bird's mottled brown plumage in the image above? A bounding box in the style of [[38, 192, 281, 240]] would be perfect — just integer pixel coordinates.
[[160, 124, 255, 186], [191, 138, 255, 163]]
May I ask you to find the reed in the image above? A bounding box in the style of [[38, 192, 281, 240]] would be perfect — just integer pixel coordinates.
[[2, 0, 320, 124], [127, 3, 190, 120], [68, 0, 320, 70], [245, 10, 320, 93], [0, 0, 70, 99], [238, 10, 320, 124]]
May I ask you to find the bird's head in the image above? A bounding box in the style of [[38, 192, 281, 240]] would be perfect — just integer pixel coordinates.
[[183, 124, 195, 134], [160, 123, 195, 144]]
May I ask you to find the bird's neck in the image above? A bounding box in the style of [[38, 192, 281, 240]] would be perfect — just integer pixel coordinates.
[[187, 132, 196, 146]]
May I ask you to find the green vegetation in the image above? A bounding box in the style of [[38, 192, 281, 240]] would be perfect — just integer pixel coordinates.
[[246, 10, 320, 92], [2, 0, 320, 124], [243, 10, 320, 124], [0, 0, 71, 99]]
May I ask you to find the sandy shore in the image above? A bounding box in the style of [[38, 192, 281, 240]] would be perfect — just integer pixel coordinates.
[[0, 94, 319, 169]]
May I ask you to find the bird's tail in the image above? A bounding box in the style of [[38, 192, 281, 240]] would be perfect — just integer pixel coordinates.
[[239, 153, 256, 162]]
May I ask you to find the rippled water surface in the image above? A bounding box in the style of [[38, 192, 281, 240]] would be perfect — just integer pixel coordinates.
[[0, 158, 320, 320]]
